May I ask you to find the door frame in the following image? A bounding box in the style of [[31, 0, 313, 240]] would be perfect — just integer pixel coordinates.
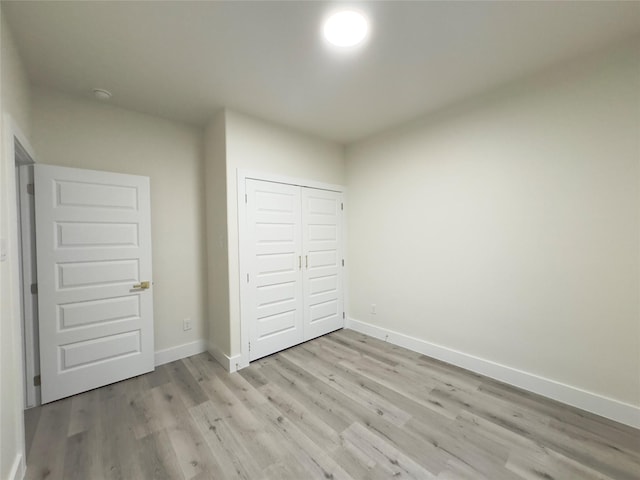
[[17, 164, 39, 408], [236, 169, 348, 369], [2, 113, 36, 480]]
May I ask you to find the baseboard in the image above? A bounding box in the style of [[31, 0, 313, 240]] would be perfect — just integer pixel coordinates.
[[347, 318, 640, 429], [207, 341, 244, 373], [9, 453, 24, 480], [154, 340, 207, 366]]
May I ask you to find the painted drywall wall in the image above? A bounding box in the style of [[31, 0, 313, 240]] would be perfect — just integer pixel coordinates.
[[0, 15, 29, 137], [346, 41, 640, 409], [224, 109, 345, 356], [31, 87, 208, 355], [204, 112, 231, 357], [0, 12, 31, 480]]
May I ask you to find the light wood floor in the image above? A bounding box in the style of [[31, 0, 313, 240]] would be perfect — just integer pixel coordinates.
[[24, 330, 640, 480]]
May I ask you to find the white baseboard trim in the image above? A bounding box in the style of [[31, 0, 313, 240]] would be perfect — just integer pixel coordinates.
[[347, 318, 640, 429], [207, 341, 244, 373], [9, 453, 24, 480], [154, 340, 207, 366]]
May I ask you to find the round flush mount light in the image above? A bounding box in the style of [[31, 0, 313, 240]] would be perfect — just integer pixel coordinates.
[[323, 10, 369, 47], [92, 88, 112, 101]]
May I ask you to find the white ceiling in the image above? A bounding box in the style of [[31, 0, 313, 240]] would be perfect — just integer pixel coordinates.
[[3, 1, 639, 143]]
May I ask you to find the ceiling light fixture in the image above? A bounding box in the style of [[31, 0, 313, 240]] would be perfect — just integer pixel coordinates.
[[92, 88, 112, 101], [323, 10, 369, 47]]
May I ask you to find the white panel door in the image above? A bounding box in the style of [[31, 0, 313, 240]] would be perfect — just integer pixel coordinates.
[[302, 188, 344, 340], [34, 164, 154, 403], [246, 179, 304, 361]]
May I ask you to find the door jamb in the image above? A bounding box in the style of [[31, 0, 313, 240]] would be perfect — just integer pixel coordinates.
[[236, 169, 347, 370], [17, 164, 39, 408]]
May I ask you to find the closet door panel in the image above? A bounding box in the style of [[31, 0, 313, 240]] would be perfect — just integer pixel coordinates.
[[246, 180, 304, 361], [302, 188, 344, 340]]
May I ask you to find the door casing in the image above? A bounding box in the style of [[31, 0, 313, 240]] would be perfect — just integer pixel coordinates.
[[2, 114, 36, 479]]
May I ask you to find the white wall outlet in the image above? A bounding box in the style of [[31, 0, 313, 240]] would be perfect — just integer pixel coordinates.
[[183, 318, 192, 331], [370, 304, 377, 315]]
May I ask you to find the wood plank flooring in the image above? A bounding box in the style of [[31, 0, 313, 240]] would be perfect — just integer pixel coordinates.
[[24, 330, 640, 479]]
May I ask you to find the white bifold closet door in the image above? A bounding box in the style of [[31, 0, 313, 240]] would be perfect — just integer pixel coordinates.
[[245, 179, 343, 361], [301, 187, 344, 340], [246, 180, 304, 361]]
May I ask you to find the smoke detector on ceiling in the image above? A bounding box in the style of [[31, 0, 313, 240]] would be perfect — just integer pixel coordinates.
[[92, 88, 112, 100]]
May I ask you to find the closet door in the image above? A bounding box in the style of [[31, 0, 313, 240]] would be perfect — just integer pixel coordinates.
[[302, 188, 344, 340], [246, 179, 304, 361]]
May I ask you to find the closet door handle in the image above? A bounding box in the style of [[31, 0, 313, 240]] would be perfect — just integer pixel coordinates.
[[299, 255, 302, 270]]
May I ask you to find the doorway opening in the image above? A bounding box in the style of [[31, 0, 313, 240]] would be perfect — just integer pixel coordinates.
[[4, 117, 37, 478]]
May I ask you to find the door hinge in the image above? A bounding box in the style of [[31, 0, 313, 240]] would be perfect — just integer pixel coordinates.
[[33, 375, 41, 387], [27, 183, 34, 195], [343, 312, 345, 319], [247, 273, 250, 283], [30, 283, 38, 294], [249, 341, 251, 352], [341, 202, 343, 211], [245, 193, 248, 203], [342, 259, 344, 267]]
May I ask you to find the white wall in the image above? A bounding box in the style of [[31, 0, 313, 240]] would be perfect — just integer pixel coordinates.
[[224, 109, 345, 356], [204, 112, 231, 356], [31, 88, 208, 356], [346, 41, 640, 416], [0, 12, 31, 480]]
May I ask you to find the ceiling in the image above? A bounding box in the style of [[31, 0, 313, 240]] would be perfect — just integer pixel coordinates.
[[3, 1, 639, 143]]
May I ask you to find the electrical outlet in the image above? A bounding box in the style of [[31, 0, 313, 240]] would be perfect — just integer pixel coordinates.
[[183, 318, 192, 331], [370, 304, 377, 315]]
